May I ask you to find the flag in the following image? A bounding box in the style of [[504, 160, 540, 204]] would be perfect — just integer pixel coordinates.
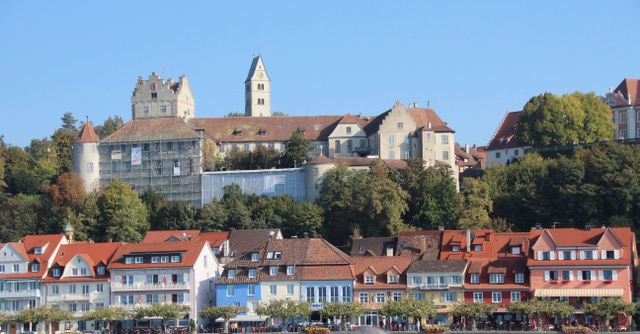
[[137, 296, 143, 305], [163, 277, 168, 285]]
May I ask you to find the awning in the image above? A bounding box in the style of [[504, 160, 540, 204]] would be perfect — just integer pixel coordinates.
[[215, 315, 268, 323], [534, 288, 624, 297]]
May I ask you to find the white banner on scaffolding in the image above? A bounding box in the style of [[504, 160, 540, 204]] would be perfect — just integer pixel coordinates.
[[131, 147, 142, 165], [111, 150, 122, 160]]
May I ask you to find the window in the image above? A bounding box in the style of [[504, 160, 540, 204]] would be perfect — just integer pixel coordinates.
[[452, 245, 460, 252], [540, 251, 552, 260], [161, 256, 169, 263], [365, 276, 374, 284], [13, 264, 19, 272], [443, 151, 449, 161], [411, 276, 422, 284], [80, 268, 87, 276], [151, 92, 157, 99], [545, 271, 559, 282], [562, 271, 572, 281], [135, 257, 143, 264], [442, 135, 449, 144], [620, 112, 627, 124], [52, 286, 59, 294], [604, 250, 618, 259], [171, 256, 180, 262], [388, 150, 395, 159], [511, 292, 521, 302], [287, 266, 295, 275], [97, 284, 104, 293], [471, 274, 479, 284], [335, 140, 341, 153], [511, 246, 521, 255], [442, 292, 456, 302], [579, 270, 593, 281], [359, 292, 369, 303], [318, 286, 327, 302], [287, 284, 294, 295], [151, 256, 160, 263], [31, 263, 40, 272], [515, 273, 525, 284], [243, 143, 250, 151], [82, 284, 90, 296], [490, 274, 504, 284], [601, 270, 616, 281], [248, 269, 256, 278], [68, 285, 76, 294], [397, 122, 403, 129], [474, 244, 482, 252], [347, 140, 353, 153], [251, 253, 259, 262], [72, 268, 78, 275], [346, 126, 352, 134], [358, 245, 366, 253], [69, 304, 77, 312], [144, 106, 149, 113], [161, 105, 166, 113], [0, 265, 4, 273], [270, 266, 277, 276], [389, 134, 395, 144], [376, 292, 385, 303], [496, 152, 501, 159], [228, 270, 236, 279], [227, 286, 234, 296], [306, 287, 315, 302], [491, 292, 502, 303], [473, 292, 483, 302], [248, 285, 255, 296], [451, 275, 462, 285], [392, 292, 402, 301], [389, 275, 398, 284]]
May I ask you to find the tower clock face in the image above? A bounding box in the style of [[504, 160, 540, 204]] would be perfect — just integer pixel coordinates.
[[257, 72, 264, 79]]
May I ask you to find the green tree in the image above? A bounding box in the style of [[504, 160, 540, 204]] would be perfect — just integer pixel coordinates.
[[140, 187, 168, 231], [203, 139, 217, 172], [81, 306, 131, 332], [584, 298, 636, 331], [458, 177, 494, 230], [256, 299, 310, 329], [51, 129, 75, 174], [250, 195, 323, 237], [280, 130, 311, 168], [570, 91, 614, 142], [0, 312, 12, 330], [400, 159, 460, 230], [451, 301, 497, 330], [76, 193, 101, 240], [0, 136, 7, 189], [61, 112, 78, 133], [0, 194, 41, 241], [42, 172, 86, 210], [134, 303, 191, 331], [220, 184, 253, 230], [4, 146, 42, 195], [320, 302, 368, 331], [17, 305, 74, 334], [155, 201, 196, 230], [196, 201, 228, 231], [200, 305, 248, 333], [379, 298, 435, 327], [94, 116, 124, 139], [221, 147, 251, 171], [97, 179, 149, 242]]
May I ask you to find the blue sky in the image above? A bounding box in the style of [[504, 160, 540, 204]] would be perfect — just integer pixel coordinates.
[[1, 1, 639, 148]]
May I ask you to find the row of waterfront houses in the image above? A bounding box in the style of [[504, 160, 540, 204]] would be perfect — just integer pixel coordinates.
[[0, 225, 636, 333]]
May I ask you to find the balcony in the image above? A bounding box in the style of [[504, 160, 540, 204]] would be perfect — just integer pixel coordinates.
[[112, 282, 189, 292], [112, 301, 191, 309], [419, 283, 450, 290], [60, 292, 98, 302], [0, 290, 41, 299]]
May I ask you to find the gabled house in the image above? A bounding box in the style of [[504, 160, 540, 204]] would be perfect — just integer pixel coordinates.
[[350, 237, 398, 257], [440, 230, 530, 324], [107, 240, 219, 327], [486, 111, 530, 166], [41, 241, 122, 332], [601, 78, 640, 140], [0, 234, 68, 332], [216, 237, 354, 326], [528, 226, 637, 327], [352, 256, 412, 328]]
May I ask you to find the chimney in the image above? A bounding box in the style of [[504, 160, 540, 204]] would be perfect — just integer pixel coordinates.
[[585, 224, 591, 231], [438, 226, 444, 231], [465, 144, 470, 153], [534, 223, 542, 230], [269, 231, 275, 239], [486, 231, 492, 242], [466, 230, 471, 253], [420, 235, 426, 252], [414, 102, 419, 108], [303, 232, 309, 239]]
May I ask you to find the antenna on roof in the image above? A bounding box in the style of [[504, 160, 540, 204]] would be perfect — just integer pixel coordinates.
[[552, 222, 559, 229], [162, 65, 166, 80]]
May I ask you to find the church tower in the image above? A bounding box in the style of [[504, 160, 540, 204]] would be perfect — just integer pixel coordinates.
[[244, 55, 271, 117]]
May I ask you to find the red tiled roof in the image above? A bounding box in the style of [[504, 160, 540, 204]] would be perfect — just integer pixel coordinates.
[[199, 231, 230, 248], [352, 256, 412, 289], [0, 234, 67, 279], [613, 78, 640, 106], [143, 230, 202, 243], [407, 108, 455, 133], [107, 240, 209, 269], [487, 111, 523, 150], [102, 118, 202, 143], [74, 122, 100, 143], [339, 113, 360, 125], [42, 241, 122, 282]]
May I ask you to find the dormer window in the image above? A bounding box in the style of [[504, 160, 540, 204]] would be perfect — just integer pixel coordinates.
[[251, 253, 259, 262], [125, 257, 133, 264], [81, 268, 87, 276], [365, 276, 374, 284], [474, 245, 482, 252], [258, 129, 267, 136], [358, 245, 366, 253], [135, 257, 143, 264], [490, 274, 504, 284], [471, 274, 479, 284], [171, 255, 180, 263], [511, 247, 521, 255], [53, 268, 61, 277], [274, 251, 282, 259], [287, 266, 294, 275], [270, 266, 278, 276], [72, 268, 78, 276], [31, 263, 40, 272], [249, 269, 256, 278], [452, 245, 460, 252], [228, 270, 236, 279], [603, 250, 619, 259], [97, 266, 105, 276], [233, 129, 243, 136], [34, 247, 43, 255], [213, 248, 220, 255], [389, 275, 398, 284]]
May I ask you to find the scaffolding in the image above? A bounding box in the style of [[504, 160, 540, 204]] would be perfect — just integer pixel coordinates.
[[99, 131, 204, 208]]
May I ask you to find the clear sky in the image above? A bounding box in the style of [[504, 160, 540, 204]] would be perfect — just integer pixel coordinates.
[[1, 1, 639, 148]]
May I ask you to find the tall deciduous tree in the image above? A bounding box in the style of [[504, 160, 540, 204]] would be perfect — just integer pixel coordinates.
[[97, 179, 149, 242], [281, 130, 311, 168], [155, 201, 196, 230], [51, 129, 75, 174], [42, 172, 86, 210], [458, 177, 494, 230], [200, 305, 248, 333]]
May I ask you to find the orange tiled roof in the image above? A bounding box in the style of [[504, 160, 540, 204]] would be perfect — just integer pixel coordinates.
[[42, 241, 122, 282], [143, 230, 202, 243], [107, 240, 208, 269], [0, 234, 67, 279], [74, 122, 100, 143], [352, 256, 412, 289], [102, 118, 202, 143]]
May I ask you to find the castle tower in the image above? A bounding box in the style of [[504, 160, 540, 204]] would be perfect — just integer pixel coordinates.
[[72, 121, 100, 194], [244, 55, 271, 117], [131, 72, 195, 120]]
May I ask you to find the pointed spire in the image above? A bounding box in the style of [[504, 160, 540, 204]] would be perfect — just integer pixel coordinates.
[[74, 121, 100, 143]]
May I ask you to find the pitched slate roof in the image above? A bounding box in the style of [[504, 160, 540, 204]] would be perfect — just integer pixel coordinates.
[[107, 240, 208, 269], [487, 111, 522, 150], [102, 118, 202, 143], [350, 237, 397, 257], [74, 122, 100, 143]]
